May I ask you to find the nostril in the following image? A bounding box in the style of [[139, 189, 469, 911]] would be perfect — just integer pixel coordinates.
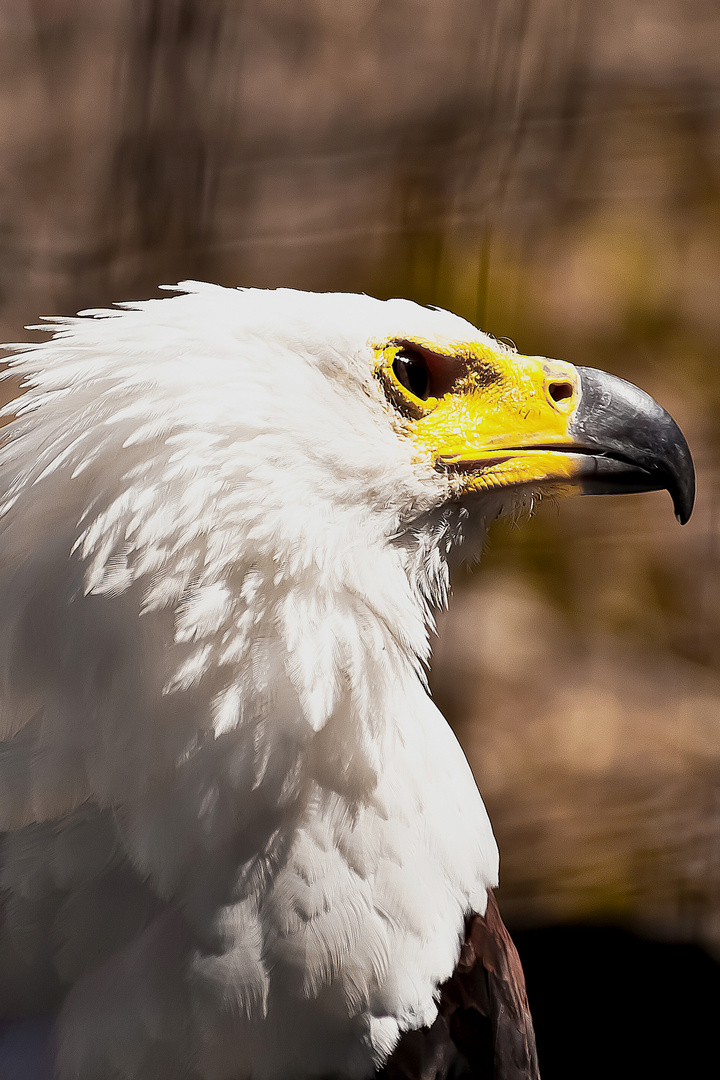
[[549, 381, 574, 403]]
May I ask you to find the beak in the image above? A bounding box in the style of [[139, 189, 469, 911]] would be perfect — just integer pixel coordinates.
[[569, 367, 695, 524], [415, 353, 695, 524]]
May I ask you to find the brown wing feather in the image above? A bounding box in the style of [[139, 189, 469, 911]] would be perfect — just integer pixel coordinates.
[[378, 892, 540, 1080]]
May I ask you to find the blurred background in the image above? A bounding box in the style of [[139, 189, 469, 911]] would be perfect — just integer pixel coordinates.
[[0, 0, 719, 1074]]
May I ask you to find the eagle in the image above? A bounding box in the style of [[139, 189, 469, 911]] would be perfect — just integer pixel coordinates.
[[0, 283, 694, 1080]]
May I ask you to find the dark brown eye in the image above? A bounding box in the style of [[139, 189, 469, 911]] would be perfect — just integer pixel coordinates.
[[392, 348, 430, 400]]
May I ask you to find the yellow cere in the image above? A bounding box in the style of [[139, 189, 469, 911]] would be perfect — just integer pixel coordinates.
[[375, 337, 588, 495]]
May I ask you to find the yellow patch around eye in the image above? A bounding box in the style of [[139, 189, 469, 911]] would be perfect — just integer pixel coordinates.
[[373, 338, 503, 421], [375, 335, 588, 496]]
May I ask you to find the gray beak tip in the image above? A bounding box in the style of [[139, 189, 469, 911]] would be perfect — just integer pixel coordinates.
[[674, 479, 695, 526]]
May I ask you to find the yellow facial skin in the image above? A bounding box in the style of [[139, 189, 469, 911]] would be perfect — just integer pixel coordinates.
[[375, 337, 586, 495]]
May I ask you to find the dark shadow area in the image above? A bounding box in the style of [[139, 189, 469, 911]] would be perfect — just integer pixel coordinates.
[[513, 924, 720, 1079]]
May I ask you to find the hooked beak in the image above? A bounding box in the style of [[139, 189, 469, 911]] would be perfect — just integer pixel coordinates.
[[566, 367, 694, 524]]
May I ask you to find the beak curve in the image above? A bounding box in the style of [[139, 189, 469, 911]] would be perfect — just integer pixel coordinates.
[[570, 367, 695, 524]]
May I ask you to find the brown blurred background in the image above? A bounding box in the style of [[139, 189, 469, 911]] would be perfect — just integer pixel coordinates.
[[1, 0, 719, 1072]]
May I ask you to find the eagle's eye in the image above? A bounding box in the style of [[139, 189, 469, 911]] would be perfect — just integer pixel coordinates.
[[392, 347, 430, 401], [378, 340, 464, 417]]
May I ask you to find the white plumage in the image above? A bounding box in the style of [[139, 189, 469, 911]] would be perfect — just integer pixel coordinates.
[[0, 281, 693, 1079], [0, 284, 503, 1079]]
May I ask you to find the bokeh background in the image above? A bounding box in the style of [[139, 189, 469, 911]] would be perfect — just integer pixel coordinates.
[[1, 0, 720, 1074]]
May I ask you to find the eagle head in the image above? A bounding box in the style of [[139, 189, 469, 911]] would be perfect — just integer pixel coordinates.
[[0, 282, 695, 1080]]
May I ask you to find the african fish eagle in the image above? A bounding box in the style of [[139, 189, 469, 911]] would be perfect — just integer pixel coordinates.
[[0, 283, 694, 1079]]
